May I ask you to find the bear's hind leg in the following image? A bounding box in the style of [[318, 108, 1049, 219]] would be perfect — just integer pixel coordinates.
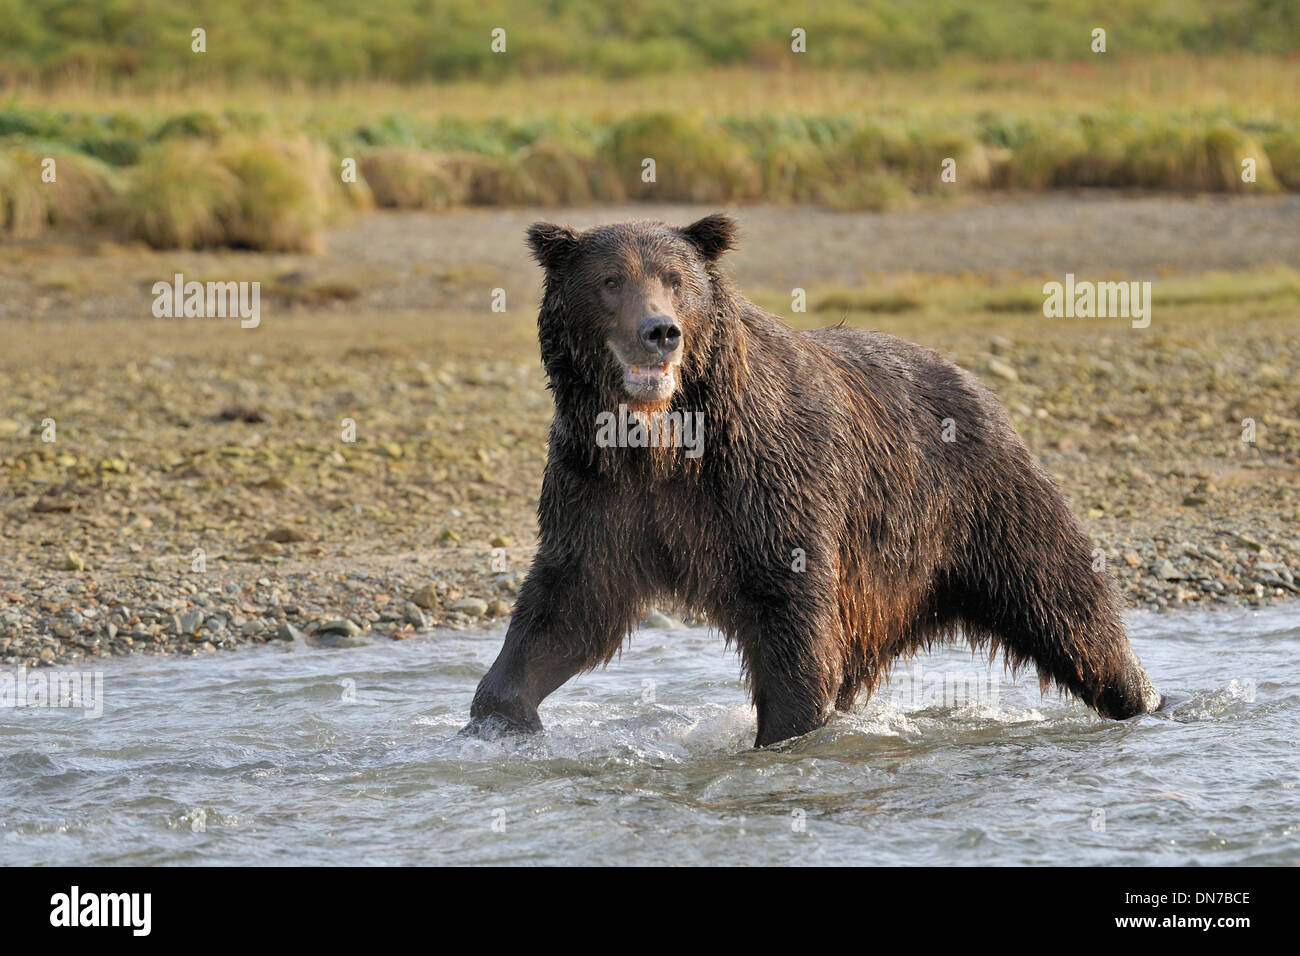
[[987, 594, 1161, 720], [956, 491, 1161, 720]]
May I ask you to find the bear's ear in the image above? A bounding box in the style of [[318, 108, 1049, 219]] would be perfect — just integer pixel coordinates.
[[679, 213, 737, 262], [526, 222, 580, 272]]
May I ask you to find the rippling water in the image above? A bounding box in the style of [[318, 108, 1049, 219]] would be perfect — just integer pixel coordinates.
[[1, 605, 1297, 866]]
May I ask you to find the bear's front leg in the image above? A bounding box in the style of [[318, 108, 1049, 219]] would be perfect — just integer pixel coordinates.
[[726, 598, 840, 748], [754, 682, 832, 748], [464, 553, 636, 737]]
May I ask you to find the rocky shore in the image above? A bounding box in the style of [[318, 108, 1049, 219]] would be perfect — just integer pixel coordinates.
[[2, 200, 1298, 667], [2, 528, 1296, 669]]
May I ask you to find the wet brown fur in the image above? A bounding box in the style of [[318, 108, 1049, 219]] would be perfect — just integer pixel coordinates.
[[468, 214, 1161, 747]]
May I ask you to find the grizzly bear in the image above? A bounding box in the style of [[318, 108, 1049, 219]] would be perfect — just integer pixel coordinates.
[[466, 213, 1161, 747]]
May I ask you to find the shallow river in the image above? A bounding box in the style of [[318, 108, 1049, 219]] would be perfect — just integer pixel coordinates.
[[2, 605, 1296, 865]]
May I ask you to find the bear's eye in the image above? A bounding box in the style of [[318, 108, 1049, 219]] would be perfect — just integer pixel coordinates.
[[602, 276, 621, 291], [667, 273, 682, 292]]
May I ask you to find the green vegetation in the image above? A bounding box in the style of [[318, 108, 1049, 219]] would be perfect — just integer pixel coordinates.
[[1, 0, 1297, 83], [796, 267, 1300, 320], [3, 26, 1297, 250], [4, 92, 1298, 248], [113, 136, 332, 251], [0, 148, 118, 238]]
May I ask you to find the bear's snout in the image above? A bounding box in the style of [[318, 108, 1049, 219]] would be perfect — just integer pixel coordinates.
[[637, 315, 682, 359], [611, 309, 683, 403]]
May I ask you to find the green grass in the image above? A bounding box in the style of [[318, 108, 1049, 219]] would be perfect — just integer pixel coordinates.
[[4, 51, 1299, 247], [358, 149, 451, 208], [5, 100, 1297, 242], [112, 136, 332, 251], [0, 148, 119, 238], [786, 267, 1300, 327], [1, 0, 1297, 84]]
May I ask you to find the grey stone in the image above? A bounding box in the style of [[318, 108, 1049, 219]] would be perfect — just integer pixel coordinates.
[[1154, 560, 1184, 581], [275, 622, 305, 642], [451, 598, 488, 617]]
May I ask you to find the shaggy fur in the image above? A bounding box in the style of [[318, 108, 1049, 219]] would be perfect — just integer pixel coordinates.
[[467, 213, 1161, 747]]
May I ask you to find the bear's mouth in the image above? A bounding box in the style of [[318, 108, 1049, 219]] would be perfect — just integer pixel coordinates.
[[620, 361, 677, 401]]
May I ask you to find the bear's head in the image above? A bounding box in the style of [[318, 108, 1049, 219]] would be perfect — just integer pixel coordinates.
[[527, 213, 737, 409]]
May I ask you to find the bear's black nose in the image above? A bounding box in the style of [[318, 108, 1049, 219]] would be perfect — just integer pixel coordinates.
[[639, 316, 682, 356]]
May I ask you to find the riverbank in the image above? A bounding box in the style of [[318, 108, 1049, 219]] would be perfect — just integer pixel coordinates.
[[2, 198, 1298, 666]]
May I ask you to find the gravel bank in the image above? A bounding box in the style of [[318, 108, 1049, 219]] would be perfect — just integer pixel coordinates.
[[2, 199, 1297, 667]]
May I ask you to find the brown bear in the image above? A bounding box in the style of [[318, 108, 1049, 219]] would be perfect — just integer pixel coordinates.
[[466, 213, 1161, 747]]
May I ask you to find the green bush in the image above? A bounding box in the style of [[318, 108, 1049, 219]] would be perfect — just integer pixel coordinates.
[[0, 148, 119, 237], [116, 141, 240, 249], [359, 148, 460, 208], [216, 136, 332, 252], [0, 151, 49, 238], [116, 136, 331, 251], [1262, 130, 1300, 189], [604, 112, 761, 202]]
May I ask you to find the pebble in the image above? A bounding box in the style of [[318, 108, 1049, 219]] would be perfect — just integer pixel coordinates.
[[318, 618, 363, 637], [409, 585, 440, 609], [1235, 533, 1265, 552], [451, 598, 489, 617], [1154, 560, 1184, 581], [315, 630, 370, 649], [275, 622, 306, 642], [986, 357, 1019, 382]]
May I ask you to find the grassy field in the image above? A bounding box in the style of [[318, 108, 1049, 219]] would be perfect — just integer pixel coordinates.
[[14, 53, 1297, 117], [3, 56, 1299, 250], [3, 0, 1296, 84]]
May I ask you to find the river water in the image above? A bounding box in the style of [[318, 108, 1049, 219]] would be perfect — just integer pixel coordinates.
[[1, 605, 1296, 866]]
